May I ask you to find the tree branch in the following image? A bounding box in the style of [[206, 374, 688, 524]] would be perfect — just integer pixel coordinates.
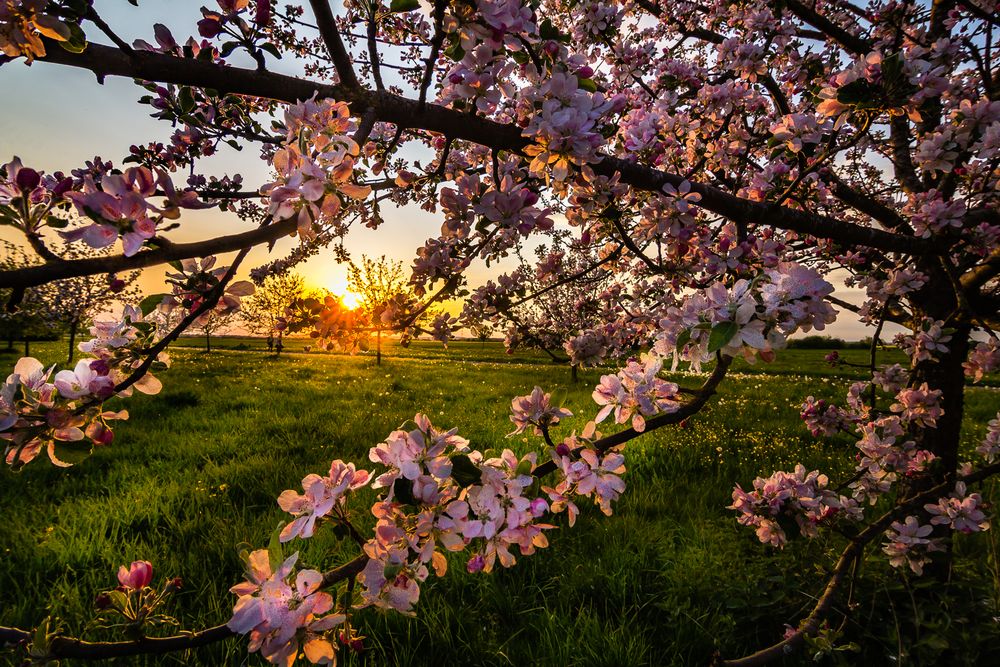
[[0, 219, 297, 290], [307, 0, 361, 90]]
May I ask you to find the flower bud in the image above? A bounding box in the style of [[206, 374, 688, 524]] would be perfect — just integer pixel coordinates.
[[15, 167, 40, 192], [554, 442, 570, 457], [94, 592, 112, 609], [466, 553, 485, 573], [198, 17, 223, 38]]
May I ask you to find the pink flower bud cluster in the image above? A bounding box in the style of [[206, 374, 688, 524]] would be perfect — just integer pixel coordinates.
[[592, 354, 679, 432]]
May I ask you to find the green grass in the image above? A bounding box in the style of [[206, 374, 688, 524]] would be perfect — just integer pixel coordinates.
[[0, 342, 999, 665]]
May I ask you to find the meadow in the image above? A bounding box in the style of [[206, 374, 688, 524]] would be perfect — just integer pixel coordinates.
[[1, 341, 998, 666]]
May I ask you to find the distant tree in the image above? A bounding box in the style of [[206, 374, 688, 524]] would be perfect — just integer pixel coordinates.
[[240, 272, 305, 351], [194, 309, 236, 353], [40, 244, 141, 363], [0, 241, 62, 355], [347, 255, 424, 365]]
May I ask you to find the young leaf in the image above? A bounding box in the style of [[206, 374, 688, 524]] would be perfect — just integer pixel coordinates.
[[707, 321, 739, 353], [450, 454, 482, 488]]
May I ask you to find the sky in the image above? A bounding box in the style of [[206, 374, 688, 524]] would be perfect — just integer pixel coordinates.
[[0, 0, 884, 340]]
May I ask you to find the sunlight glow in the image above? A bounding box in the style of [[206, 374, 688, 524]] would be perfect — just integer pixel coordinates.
[[340, 290, 362, 309]]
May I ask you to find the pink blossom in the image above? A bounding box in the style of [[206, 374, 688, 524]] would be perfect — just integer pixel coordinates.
[[509, 386, 573, 436], [117, 560, 153, 590]]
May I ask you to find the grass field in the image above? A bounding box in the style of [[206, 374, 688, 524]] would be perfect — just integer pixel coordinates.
[[1, 341, 999, 666]]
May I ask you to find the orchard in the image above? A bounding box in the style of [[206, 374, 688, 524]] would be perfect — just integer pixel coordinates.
[[1, 0, 999, 665]]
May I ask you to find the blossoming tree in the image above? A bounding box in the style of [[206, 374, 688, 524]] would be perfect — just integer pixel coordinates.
[[1, 0, 999, 665]]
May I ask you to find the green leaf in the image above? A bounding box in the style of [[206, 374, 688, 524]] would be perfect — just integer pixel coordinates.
[[178, 87, 196, 114], [108, 589, 129, 612], [45, 214, 68, 229], [675, 328, 692, 351], [449, 454, 482, 488], [168, 260, 184, 271], [707, 321, 739, 354], [219, 41, 240, 58], [49, 440, 93, 467], [444, 40, 465, 62], [259, 42, 283, 60], [578, 78, 598, 93], [393, 477, 417, 505], [138, 293, 165, 317], [539, 18, 560, 41], [835, 79, 879, 107], [389, 0, 420, 12], [267, 523, 284, 571], [59, 22, 88, 54]]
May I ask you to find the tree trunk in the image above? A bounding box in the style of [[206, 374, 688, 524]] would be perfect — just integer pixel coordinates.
[[67, 318, 78, 364], [6, 334, 13, 350], [907, 269, 970, 578], [377, 328, 382, 366], [571, 363, 578, 383], [206, 331, 211, 353], [24, 340, 30, 357]]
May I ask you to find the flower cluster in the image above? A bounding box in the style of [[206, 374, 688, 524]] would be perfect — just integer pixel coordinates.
[[0, 0, 71, 63], [729, 465, 861, 547], [545, 447, 626, 521], [229, 551, 344, 666], [521, 73, 626, 182], [882, 516, 942, 576], [278, 461, 371, 542], [924, 482, 990, 534], [655, 263, 836, 370], [63, 166, 207, 256], [964, 339, 1000, 383], [509, 386, 572, 436], [800, 397, 855, 437], [895, 319, 952, 365], [2, 306, 165, 469], [977, 414, 1000, 463], [263, 96, 371, 241], [439, 173, 552, 240], [159, 256, 255, 326], [592, 354, 679, 432]]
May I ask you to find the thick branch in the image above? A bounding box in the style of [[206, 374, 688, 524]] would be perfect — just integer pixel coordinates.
[[0, 219, 297, 290], [307, 0, 361, 90], [35, 42, 929, 256]]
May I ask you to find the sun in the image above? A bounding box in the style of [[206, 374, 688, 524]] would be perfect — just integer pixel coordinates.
[[340, 290, 362, 309]]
